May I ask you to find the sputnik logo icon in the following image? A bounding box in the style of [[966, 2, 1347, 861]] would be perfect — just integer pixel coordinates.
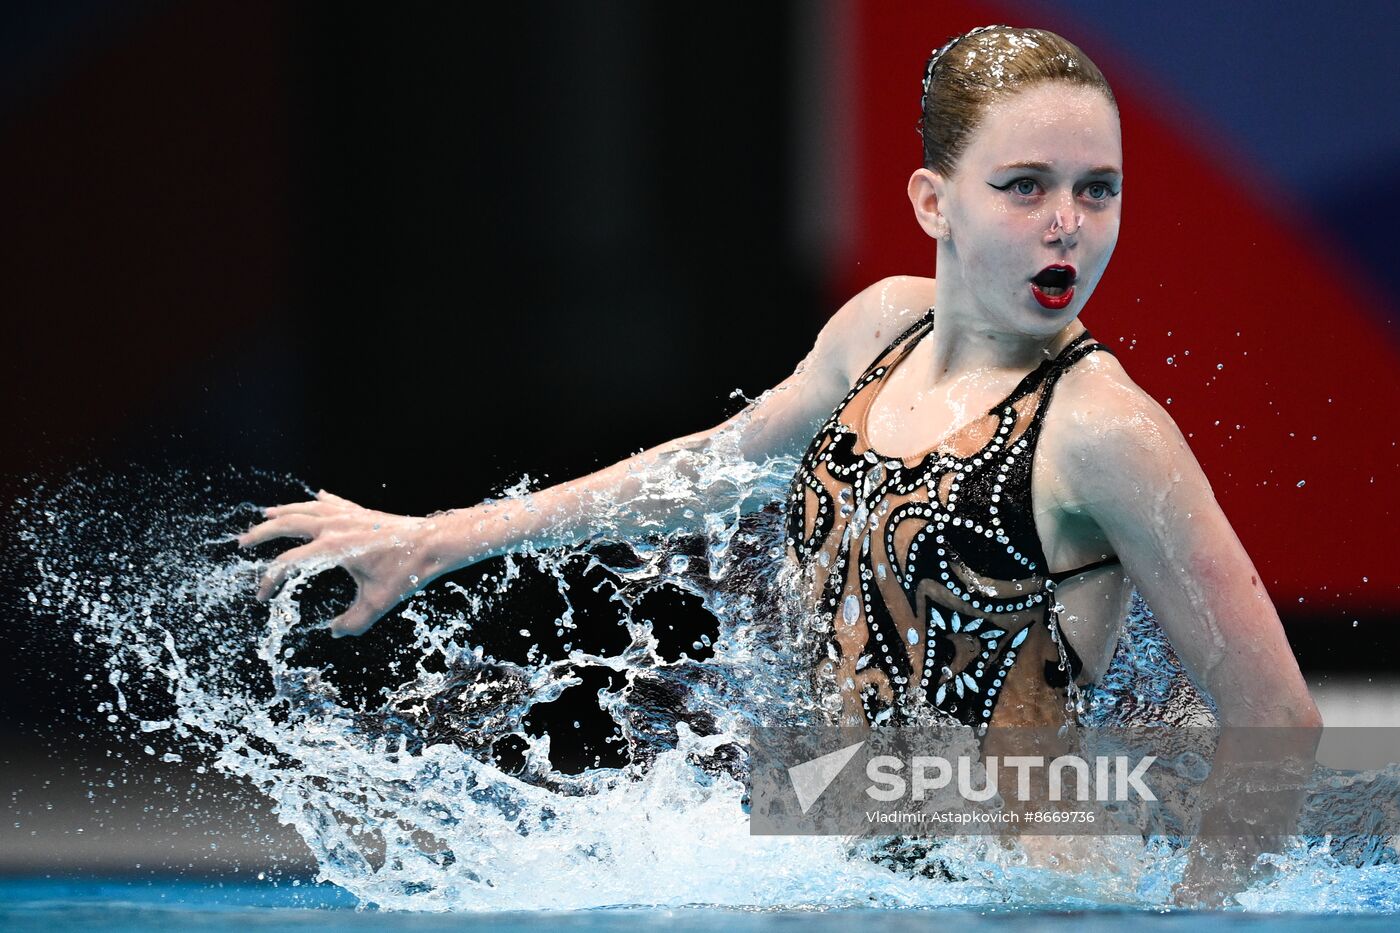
[[787, 741, 865, 813]]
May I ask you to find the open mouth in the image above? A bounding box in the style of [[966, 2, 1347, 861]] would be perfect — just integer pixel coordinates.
[[1032, 264, 1077, 297]]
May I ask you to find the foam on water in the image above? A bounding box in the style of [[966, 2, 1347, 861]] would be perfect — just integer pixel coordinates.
[[12, 443, 1400, 912]]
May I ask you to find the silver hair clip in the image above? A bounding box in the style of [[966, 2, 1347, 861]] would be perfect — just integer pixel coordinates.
[[920, 24, 1011, 114]]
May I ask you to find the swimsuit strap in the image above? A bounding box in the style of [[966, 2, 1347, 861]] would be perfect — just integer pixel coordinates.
[[975, 330, 1098, 415], [1047, 554, 1122, 584], [1044, 549, 1122, 689], [1051, 331, 1109, 374], [1024, 333, 1116, 433], [1020, 333, 1121, 581], [855, 306, 938, 381]]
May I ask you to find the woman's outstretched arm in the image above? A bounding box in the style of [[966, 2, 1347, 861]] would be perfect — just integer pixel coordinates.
[[238, 278, 937, 637]]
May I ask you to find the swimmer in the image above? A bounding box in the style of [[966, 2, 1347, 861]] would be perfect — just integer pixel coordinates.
[[239, 25, 1321, 904]]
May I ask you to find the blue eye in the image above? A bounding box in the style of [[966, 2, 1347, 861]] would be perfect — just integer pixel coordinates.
[[988, 178, 1043, 198], [990, 177, 1120, 203]]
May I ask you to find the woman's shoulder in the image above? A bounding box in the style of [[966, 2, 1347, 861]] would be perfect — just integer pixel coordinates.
[[833, 275, 939, 383], [1042, 338, 1194, 490], [1052, 337, 1169, 427]]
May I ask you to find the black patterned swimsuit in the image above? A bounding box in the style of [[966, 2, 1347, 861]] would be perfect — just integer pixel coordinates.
[[785, 307, 1120, 728]]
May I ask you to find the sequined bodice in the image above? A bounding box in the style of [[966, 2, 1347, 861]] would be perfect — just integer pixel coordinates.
[[785, 307, 1117, 727]]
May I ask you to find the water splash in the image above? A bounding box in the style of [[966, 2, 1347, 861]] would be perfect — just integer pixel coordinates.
[[12, 458, 1399, 913]]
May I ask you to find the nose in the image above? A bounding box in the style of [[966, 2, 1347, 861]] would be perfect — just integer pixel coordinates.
[[1047, 207, 1084, 246]]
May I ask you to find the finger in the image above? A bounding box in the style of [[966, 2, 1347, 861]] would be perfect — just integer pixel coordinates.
[[256, 541, 326, 602], [328, 600, 381, 639], [263, 502, 325, 518], [315, 489, 358, 507], [238, 514, 323, 549]]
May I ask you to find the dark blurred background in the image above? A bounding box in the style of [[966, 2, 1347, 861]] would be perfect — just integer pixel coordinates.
[[4, 0, 1399, 871]]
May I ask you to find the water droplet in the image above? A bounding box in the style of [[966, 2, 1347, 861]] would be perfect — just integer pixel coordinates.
[[1296, 480, 1306, 488]]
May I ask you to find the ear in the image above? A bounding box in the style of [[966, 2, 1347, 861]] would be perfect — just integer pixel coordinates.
[[908, 168, 950, 241]]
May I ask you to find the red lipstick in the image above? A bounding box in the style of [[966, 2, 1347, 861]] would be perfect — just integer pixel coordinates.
[[1030, 263, 1077, 310]]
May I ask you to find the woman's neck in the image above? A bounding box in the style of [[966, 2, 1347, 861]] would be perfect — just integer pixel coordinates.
[[924, 280, 1084, 388]]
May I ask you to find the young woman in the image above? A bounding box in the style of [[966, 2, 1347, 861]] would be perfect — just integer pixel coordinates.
[[239, 26, 1320, 738]]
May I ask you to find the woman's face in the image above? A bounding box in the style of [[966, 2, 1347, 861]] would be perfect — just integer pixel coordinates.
[[938, 82, 1123, 336]]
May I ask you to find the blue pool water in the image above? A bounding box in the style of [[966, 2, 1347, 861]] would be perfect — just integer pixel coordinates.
[[2, 877, 1398, 932]]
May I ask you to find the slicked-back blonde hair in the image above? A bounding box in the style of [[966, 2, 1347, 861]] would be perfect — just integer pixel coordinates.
[[919, 26, 1117, 176]]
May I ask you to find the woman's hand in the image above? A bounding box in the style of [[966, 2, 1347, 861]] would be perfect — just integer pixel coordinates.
[[237, 490, 438, 637], [1171, 833, 1267, 908]]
